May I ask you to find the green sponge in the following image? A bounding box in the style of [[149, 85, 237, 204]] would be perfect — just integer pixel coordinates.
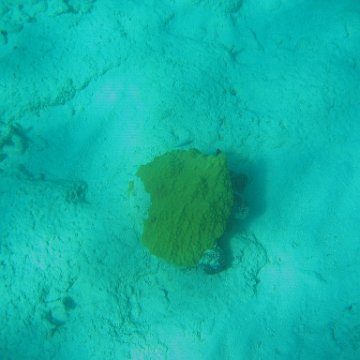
[[136, 149, 234, 267]]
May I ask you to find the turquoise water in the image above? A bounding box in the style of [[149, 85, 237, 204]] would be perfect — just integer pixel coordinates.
[[1, 1, 360, 359]]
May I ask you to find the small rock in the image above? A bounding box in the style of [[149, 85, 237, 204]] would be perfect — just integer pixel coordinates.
[[63, 296, 77, 310], [198, 246, 225, 274]]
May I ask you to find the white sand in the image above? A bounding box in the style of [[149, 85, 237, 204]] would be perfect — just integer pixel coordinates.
[[1, 0, 360, 359]]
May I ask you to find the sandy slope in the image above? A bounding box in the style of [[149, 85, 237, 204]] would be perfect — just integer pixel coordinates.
[[1, 0, 360, 359]]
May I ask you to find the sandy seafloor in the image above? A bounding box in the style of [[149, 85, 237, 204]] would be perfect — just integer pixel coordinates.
[[1, 0, 360, 359]]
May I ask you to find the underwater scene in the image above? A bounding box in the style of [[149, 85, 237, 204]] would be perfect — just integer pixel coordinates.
[[1, 0, 360, 359]]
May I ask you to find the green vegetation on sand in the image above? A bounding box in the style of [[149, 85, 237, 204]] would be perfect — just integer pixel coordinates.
[[136, 149, 234, 267]]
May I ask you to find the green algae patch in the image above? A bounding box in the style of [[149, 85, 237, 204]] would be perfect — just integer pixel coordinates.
[[136, 149, 234, 267]]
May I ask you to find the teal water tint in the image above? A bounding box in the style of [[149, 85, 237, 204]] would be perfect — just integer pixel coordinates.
[[1, 0, 360, 359]]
